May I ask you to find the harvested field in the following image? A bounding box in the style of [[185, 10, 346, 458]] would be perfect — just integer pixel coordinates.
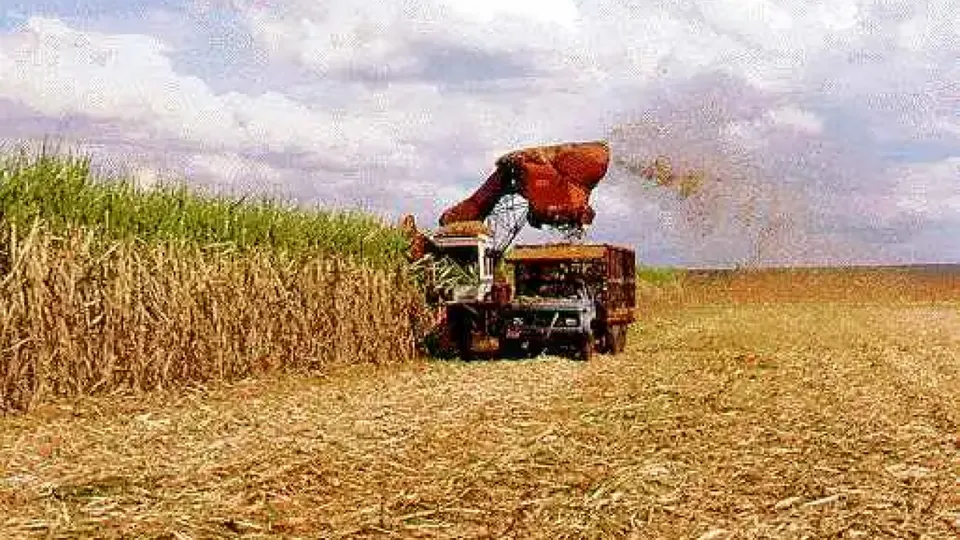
[[680, 266, 960, 304], [637, 266, 960, 316], [2, 269, 958, 538]]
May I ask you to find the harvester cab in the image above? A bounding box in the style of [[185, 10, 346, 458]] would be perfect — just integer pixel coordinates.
[[429, 222, 498, 302]]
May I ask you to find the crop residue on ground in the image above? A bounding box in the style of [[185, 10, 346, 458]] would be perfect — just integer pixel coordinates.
[[1, 269, 958, 538]]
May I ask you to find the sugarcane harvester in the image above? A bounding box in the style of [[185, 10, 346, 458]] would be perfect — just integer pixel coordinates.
[[402, 141, 636, 361]]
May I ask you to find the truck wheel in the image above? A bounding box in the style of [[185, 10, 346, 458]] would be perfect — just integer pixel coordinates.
[[576, 334, 594, 362], [613, 325, 628, 353], [599, 327, 614, 354], [602, 326, 618, 355]]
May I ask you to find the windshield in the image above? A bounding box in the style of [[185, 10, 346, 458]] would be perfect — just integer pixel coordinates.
[[530, 281, 584, 300], [516, 273, 587, 300], [513, 261, 598, 301]]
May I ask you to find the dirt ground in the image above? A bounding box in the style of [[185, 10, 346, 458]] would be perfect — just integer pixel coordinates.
[[1, 276, 959, 538]]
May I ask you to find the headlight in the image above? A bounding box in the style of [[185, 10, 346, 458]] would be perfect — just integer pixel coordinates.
[[511, 317, 524, 326]]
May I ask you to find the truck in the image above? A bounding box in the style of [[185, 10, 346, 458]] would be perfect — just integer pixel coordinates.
[[402, 140, 637, 361], [500, 243, 636, 361]]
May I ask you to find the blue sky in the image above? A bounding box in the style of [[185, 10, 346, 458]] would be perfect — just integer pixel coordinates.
[[0, 0, 957, 265]]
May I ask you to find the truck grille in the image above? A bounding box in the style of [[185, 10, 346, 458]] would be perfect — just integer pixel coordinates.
[[512, 312, 571, 327]]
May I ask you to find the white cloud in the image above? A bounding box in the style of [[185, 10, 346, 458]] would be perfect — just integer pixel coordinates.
[[187, 152, 285, 185], [895, 0, 960, 52], [132, 166, 160, 189], [893, 157, 960, 220], [2, 0, 959, 264], [435, 0, 581, 29], [696, 0, 796, 50], [941, 119, 960, 137], [766, 106, 823, 134], [0, 17, 401, 167], [240, 0, 581, 78]]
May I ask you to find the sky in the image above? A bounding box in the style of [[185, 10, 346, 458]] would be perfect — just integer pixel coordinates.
[[0, 0, 957, 266]]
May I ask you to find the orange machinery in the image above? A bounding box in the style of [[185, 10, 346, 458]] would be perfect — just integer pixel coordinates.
[[439, 140, 610, 229], [404, 141, 611, 261]]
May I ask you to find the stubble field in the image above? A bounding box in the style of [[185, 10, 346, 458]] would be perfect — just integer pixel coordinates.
[[1, 268, 959, 539]]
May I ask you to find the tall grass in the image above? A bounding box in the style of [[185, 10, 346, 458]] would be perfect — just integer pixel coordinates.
[[634, 266, 686, 316], [0, 144, 406, 267], [0, 145, 429, 412], [636, 266, 683, 286]]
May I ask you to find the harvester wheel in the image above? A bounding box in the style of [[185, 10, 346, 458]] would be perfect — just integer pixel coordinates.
[[448, 306, 474, 361], [499, 340, 521, 359]]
